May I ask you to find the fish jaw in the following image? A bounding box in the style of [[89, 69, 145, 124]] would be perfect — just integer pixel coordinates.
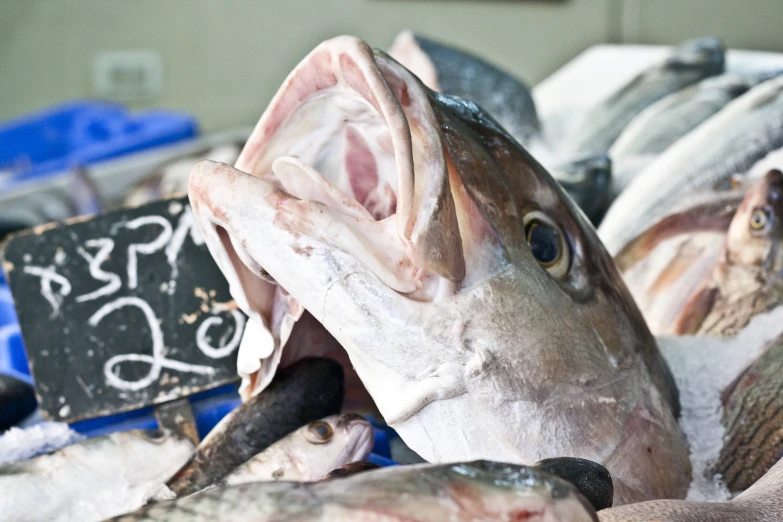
[[190, 35, 689, 504]]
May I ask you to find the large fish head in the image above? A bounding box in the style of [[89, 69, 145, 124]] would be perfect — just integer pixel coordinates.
[[726, 169, 783, 270], [189, 35, 686, 503], [664, 37, 725, 76]]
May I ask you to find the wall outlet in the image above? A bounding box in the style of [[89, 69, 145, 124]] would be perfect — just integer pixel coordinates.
[[93, 50, 163, 100]]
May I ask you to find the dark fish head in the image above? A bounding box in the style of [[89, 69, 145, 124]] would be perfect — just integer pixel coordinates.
[[533, 457, 614, 511], [726, 168, 783, 271], [189, 36, 686, 503], [550, 154, 612, 224], [664, 37, 725, 76], [387, 30, 540, 145]]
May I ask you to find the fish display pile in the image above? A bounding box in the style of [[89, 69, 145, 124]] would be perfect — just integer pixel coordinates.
[[5, 31, 783, 522]]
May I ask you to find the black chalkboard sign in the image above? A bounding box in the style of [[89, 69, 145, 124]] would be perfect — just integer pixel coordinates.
[[0, 197, 245, 422]]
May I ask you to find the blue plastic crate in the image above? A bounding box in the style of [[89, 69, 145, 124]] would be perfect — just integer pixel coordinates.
[[0, 100, 198, 185]]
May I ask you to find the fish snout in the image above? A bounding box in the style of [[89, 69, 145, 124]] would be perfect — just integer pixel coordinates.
[[341, 415, 375, 461], [668, 37, 725, 73]]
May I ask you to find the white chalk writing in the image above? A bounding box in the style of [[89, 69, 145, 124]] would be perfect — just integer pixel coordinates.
[[23, 265, 72, 317], [90, 297, 216, 391], [125, 216, 173, 289], [196, 309, 245, 358], [165, 207, 194, 280], [75, 238, 121, 302], [20, 203, 240, 396]]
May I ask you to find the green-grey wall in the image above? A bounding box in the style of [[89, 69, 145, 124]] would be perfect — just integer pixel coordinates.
[[2, 0, 782, 131]]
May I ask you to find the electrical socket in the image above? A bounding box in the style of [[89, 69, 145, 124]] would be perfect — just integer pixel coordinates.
[[93, 50, 163, 100]]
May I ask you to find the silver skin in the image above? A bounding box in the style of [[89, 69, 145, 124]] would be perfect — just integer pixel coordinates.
[[188, 36, 689, 504], [220, 414, 374, 485], [600, 74, 783, 255], [560, 38, 725, 158], [110, 461, 599, 522], [609, 72, 757, 195], [0, 429, 193, 522]]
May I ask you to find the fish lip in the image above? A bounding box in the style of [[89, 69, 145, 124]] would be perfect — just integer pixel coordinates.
[[339, 418, 375, 464]]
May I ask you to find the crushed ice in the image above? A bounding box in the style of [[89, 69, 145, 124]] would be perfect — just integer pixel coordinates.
[[0, 421, 84, 465], [658, 305, 783, 501]]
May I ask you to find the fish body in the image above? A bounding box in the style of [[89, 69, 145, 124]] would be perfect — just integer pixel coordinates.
[[610, 73, 756, 194], [0, 374, 36, 432], [220, 413, 373, 485], [111, 460, 599, 521], [388, 30, 540, 147], [562, 38, 725, 158], [189, 36, 688, 504], [549, 154, 612, 225], [600, 75, 783, 255], [166, 358, 344, 496], [598, 455, 783, 521], [0, 429, 193, 522], [716, 332, 783, 491]]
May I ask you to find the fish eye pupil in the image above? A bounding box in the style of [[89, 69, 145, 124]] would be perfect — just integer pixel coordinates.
[[750, 208, 769, 231], [526, 221, 561, 266], [306, 421, 334, 444]]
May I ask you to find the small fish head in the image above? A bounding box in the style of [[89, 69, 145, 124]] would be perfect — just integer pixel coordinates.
[[286, 414, 374, 479], [726, 169, 783, 272], [664, 37, 725, 76]]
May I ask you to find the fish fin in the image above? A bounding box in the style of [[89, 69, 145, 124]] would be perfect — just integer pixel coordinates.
[[672, 283, 718, 334]]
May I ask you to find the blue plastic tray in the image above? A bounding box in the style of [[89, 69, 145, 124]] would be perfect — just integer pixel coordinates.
[[0, 100, 198, 184]]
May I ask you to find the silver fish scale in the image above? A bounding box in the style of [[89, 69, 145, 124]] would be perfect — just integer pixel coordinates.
[[563, 70, 716, 158], [612, 76, 750, 159], [562, 38, 725, 158], [600, 78, 783, 254], [110, 483, 307, 521]]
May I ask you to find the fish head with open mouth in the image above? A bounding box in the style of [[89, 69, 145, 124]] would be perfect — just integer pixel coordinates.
[[189, 35, 689, 504]]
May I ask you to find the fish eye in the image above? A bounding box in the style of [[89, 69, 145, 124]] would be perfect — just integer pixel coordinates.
[[305, 421, 334, 444], [750, 207, 771, 232], [141, 429, 168, 443], [523, 211, 570, 279]]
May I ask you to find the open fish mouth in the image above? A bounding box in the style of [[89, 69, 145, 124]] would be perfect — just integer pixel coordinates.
[[189, 36, 476, 401]]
